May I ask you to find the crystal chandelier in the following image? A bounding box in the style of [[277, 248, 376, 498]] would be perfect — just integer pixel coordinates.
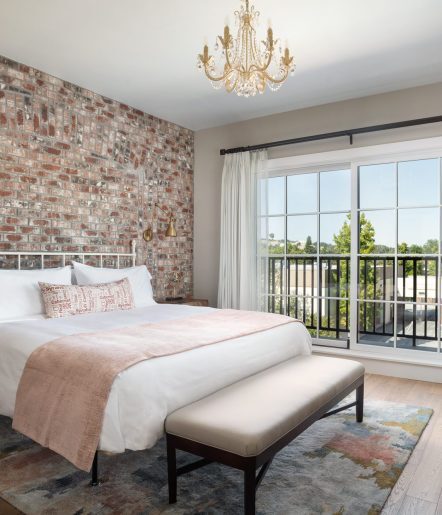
[[197, 0, 295, 97]]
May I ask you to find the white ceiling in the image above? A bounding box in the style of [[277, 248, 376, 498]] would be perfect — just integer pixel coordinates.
[[1, 0, 442, 130]]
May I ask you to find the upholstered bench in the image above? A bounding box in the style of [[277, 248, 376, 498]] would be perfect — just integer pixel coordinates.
[[165, 354, 364, 515]]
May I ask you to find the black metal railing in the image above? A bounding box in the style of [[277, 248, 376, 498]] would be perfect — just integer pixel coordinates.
[[264, 255, 438, 346]]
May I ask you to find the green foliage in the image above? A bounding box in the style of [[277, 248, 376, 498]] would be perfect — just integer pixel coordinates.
[[304, 235, 316, 254]]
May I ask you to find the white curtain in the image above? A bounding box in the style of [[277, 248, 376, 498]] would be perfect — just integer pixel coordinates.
[[218, 150, 267, 310]]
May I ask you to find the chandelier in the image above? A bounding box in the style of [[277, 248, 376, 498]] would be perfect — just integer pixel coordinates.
[[197, 0, 295, 97]]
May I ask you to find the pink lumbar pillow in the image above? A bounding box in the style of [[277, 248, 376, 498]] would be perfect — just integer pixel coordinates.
[[39, 278, 135, 318]]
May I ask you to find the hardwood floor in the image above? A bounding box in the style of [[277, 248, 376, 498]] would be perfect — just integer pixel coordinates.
[[368, 374, 442, 515], [0, 373, 441, 515], [0, 498, 21, 515]]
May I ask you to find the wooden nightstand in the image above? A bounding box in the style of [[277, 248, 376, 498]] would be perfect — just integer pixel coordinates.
[[157, 297, 209, 307]]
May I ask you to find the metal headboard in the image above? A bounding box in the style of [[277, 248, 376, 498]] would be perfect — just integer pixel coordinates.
[[0, 240, 137, 270]]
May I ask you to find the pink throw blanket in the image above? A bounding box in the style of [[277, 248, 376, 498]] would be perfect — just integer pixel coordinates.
[[13, 309, 295, 471]]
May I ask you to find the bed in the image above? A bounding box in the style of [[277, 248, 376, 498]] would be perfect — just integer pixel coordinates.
[[0, 245, 312, 466]]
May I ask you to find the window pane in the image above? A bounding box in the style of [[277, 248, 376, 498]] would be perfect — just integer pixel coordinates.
[[358, 257, 395, 301], [266, 257, 284, 296], [359, 210, 395, 253], [261, 176, 285, 215], [398, 158, 439, 207], [288, 296, 317, 330], [287, 173, 317, 214], [358, 301, 394, 347], [397, 258, 437, 303], [398, 208, 439, 254], [359, 163, 396, 209], [320, 169, 351, 212], [396, 303, 437, 352], [266, 295, 284, 315], [288, 258, 317, 297], [320, 213, 350, 253], [320, 258, 350, 298], [287, 215, 317, 254], [260, 217, 285, 254], [319, 298, 349, 341]]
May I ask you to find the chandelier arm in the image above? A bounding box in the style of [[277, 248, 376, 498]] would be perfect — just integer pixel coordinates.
[[248, 53, 273, 74], [218, 33, 234, 72], [225, 73, 240, 93], [261, 67, 290, 85], [203, 63, 236, 83], [203, 68, 229, 82]]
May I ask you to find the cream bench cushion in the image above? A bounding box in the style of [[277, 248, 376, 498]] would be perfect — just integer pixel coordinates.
[[166, 355, 364, 458]]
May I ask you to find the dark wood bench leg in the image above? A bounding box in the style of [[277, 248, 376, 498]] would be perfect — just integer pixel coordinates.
[[167, 438, 177, 504], [356, 381, 364, 423], [244, 462, 256, 515]]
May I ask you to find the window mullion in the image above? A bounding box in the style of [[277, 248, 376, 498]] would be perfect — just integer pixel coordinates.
[[393, 162, 398, 349], [316, 172, 320, 341], [438, 157, 442, 354], [349, 162, 359, 348]]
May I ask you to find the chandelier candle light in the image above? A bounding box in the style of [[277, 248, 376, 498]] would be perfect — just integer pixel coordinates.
[[198, 0, 295, 97]]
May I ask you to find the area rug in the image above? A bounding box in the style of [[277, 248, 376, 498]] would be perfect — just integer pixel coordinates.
[[0, 399, 432, 515]]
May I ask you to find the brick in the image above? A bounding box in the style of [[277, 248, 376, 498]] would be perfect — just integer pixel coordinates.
[[44, 147, 61, 155], [0, 55, 194, 300], [42, 163, 61, 171], [6, 234, 22, 242]]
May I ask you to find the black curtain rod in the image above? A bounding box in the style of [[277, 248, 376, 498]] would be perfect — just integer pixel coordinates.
[[219, 116, 442, 156]]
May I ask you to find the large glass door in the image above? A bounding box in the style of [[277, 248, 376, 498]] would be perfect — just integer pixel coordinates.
[[356, 158, 440, 353], [259, 150, 442, 357], [259, 168, 351, 349]]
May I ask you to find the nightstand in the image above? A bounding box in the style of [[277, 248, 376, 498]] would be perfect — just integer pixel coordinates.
[[157, 297, 209, 307]]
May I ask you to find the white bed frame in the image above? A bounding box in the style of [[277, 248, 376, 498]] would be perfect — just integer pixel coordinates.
[[0, 240, 137, 269], [0, 240, 138, 485]]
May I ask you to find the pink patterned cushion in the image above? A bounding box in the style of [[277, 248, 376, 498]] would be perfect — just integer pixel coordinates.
[[39, 278, 135, 318]]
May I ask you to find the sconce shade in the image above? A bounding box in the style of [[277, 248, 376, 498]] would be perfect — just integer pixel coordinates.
[[166, 218, 177, 237], [144, 204, 178, 241]]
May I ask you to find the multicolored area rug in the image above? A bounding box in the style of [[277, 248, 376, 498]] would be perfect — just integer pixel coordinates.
[[0, 400, 432, 515]]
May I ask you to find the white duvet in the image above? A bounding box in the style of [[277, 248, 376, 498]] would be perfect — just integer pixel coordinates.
[[0, 304, 312, 453]]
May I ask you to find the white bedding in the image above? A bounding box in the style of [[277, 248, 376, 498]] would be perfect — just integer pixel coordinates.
[[0, 304, 312, 453]]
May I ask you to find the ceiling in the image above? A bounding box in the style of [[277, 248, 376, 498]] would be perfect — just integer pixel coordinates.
[[1, 0, 442, 131]]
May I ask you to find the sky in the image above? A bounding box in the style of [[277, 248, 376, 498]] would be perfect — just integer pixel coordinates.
[[260, 158, 441, 249]]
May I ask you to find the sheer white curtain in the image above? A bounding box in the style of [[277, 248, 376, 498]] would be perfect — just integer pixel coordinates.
[[217, 150, 267, 310]]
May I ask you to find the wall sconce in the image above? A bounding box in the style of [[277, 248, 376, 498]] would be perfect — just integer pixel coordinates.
[[143, 203, 177, 242]]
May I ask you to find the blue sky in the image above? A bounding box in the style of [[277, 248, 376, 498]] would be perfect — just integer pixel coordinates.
[[261, 159, 441, 249]]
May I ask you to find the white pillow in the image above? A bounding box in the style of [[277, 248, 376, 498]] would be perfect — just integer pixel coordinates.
[[0, 266, 72, 321], [72, 262, 155, 308]]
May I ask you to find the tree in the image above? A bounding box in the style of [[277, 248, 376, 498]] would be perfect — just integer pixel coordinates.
[[332, 213, 377, 331], [304, 235, 316, 254]]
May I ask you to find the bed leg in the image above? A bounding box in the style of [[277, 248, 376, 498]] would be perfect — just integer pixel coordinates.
[[356, 382, 364, 423], [167, 438, 177, 504], [89, 451, 100, 486]]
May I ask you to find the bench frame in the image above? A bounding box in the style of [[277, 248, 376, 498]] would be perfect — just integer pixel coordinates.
[[166, 375, 364, 515]]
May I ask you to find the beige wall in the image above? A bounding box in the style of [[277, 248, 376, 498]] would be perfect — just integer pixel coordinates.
[[194, 83, 442, 306]]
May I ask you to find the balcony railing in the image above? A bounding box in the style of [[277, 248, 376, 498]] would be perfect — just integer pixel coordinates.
[[264, 255, 438, 347]]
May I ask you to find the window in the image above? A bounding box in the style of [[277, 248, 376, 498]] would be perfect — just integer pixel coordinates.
[[260, 169, 351, 347], [259, 142, 442, 358]]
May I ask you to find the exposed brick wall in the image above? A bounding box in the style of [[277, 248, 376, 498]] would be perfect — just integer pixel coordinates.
[[0, 56, 194, 300]]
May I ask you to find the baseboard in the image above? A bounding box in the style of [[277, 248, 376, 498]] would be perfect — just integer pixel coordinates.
[[313, 348, 442, 383]]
